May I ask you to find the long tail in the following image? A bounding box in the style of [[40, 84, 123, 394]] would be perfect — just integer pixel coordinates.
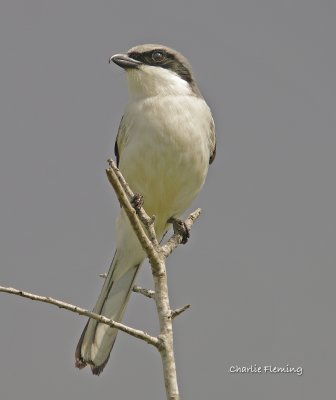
[[75, 251, 141, 375]]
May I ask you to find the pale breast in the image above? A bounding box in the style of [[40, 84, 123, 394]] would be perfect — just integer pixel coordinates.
[[118, 95, 212, 235]]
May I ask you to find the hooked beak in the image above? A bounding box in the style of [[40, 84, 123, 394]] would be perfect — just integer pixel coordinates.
[[109, 54, 142, 69]]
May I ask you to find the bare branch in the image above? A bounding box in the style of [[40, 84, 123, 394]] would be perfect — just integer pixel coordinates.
[[171, 304, 191, 319], [107, 159, 133, 199], [0, 286, 159, 347], [133, 285, 155, 299]]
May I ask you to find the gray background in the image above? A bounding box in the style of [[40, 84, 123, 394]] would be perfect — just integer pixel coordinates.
[[0, 1, 335, 399]]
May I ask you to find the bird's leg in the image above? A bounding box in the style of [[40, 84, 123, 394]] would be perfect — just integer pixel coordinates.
[[167, 217, 190, 244], [131, 193, 144, 214]]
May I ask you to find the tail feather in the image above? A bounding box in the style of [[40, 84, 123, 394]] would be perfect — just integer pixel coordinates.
[[75, 251, 141, 375]]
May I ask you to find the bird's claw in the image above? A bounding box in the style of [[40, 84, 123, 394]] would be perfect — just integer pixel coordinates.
[[168, 217, 190, 244], [131, 193, 144, 213]]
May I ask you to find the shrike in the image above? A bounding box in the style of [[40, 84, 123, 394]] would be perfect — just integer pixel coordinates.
[[75, 44, 216, 375]]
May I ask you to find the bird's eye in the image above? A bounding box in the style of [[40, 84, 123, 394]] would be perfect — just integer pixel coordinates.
[[152, 51, 165, 63]]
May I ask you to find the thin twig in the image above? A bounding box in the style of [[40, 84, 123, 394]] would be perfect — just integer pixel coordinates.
[[0, 286, 159, 347], [107, 158, 133, 199], [171, 304, 191, 319], [133, 285, 155, 299]]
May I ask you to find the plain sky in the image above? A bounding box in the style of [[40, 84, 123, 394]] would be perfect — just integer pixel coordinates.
[[0, 1, 335, 399]]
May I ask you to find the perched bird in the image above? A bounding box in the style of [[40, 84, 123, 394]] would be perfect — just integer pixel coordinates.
[[75, 44, 216, 375]]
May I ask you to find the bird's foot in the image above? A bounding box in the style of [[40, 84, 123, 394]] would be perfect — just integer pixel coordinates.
[[168, 217, 190, 244], [131, 193, 144, 213]]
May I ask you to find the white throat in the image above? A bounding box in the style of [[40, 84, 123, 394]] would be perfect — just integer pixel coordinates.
[[126, 65, 192, 99]]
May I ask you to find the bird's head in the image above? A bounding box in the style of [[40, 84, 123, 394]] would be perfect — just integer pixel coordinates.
[[109, 44, 201, 98]]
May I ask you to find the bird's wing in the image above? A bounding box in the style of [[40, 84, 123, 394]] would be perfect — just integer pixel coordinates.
[[114, 115, 127, 167], [209, 116, 216, 164]]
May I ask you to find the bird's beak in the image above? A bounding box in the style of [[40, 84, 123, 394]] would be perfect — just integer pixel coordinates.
[[109, 54, 142, 69]]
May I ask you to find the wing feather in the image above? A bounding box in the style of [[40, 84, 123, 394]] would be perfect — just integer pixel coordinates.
[[114, 116, 127, 167], [209, 117, 216, 164]]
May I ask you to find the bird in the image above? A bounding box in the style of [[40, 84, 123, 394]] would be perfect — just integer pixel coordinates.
[[75, 44, 216, 375]]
